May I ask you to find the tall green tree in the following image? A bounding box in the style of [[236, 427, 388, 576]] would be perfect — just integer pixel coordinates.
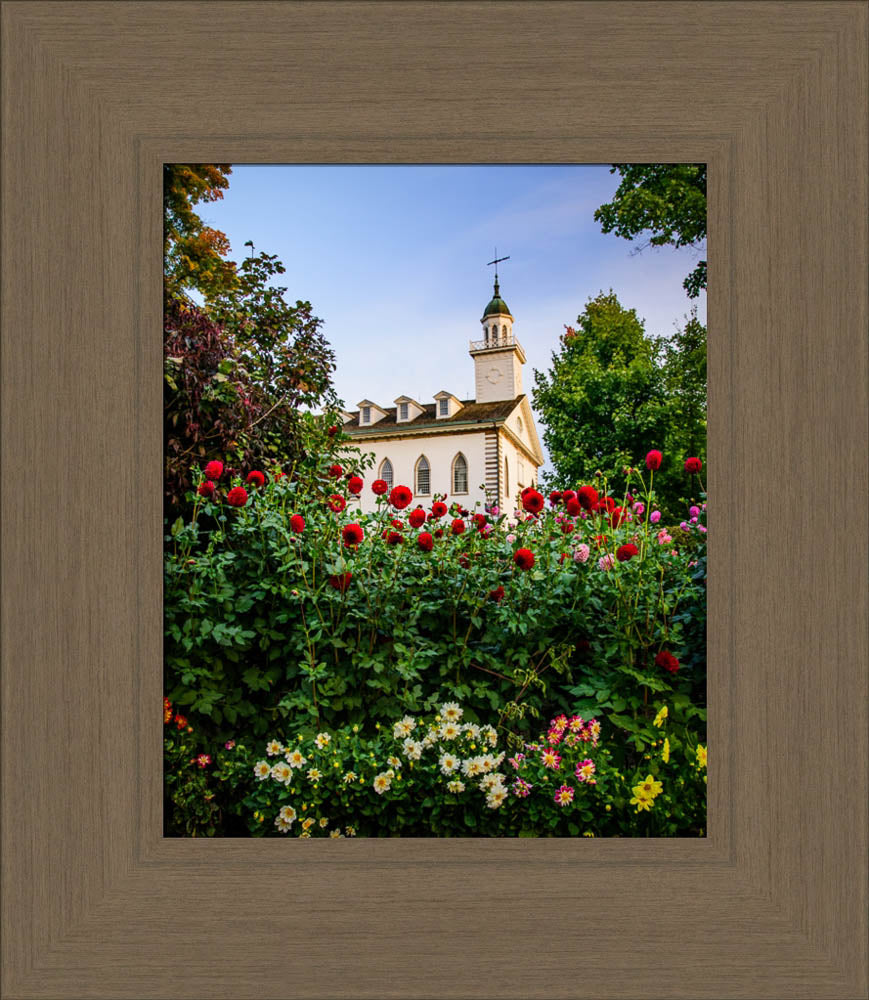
[[594, 164, 707, 298], [532, 293, 706, 515]]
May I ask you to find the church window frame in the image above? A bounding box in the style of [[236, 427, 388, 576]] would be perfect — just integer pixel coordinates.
[[379, 458, 394, 490], [452, 452, 469, 495], [415, 455, 431, 496]]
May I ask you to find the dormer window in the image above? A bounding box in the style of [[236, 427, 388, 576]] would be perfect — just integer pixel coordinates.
[[400, 402, 409, 421], [361, 406, 371, 424], [439, 398, 449, 416]]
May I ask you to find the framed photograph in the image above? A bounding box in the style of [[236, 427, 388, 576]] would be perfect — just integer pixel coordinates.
[[3, 3, 866, 998]]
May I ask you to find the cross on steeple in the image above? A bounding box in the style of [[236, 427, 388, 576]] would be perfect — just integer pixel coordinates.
[[487, 249, 510, 293]]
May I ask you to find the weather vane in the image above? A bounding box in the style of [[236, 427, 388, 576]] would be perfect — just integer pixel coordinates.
[[487, 248, 510, 281]]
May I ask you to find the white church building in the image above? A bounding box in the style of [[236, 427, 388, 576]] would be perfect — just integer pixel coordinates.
[[342, 277, 544, 517]]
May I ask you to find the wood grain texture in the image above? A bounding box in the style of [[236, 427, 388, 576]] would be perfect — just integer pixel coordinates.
[[1, 2, 866, 997]]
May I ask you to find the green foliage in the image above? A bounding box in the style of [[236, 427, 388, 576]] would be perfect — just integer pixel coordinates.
[[532, 292, 706, 516], [594, 163, 707, 298]]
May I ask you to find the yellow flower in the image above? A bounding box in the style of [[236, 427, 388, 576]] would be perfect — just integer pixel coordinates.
[[662, 738, 670, 763], [630, 792, 654, 812], [582, 831, 594, 837], [635, 774, 663, 799], [605, 804, 611, 812], [653, 705, 668, 728], [696, 745, 707, 768]]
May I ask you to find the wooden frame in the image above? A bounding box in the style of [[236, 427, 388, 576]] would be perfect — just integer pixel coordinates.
[[2, 2, 866, 997]]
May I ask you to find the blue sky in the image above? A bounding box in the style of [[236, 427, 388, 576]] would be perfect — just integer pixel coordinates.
[[198, 165, 705, 467]]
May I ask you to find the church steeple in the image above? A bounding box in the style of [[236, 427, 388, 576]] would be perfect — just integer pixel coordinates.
[[469, 273, 526, 404]]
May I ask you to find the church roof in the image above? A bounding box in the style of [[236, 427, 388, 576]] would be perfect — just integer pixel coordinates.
[[343, 397, 522, 434]]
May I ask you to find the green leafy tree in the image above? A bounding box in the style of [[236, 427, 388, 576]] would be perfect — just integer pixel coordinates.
[[594, 164, 707, 298], [660, 309, 707, 468], [163, 164, 238, 301], [532, 291, 669, 491]]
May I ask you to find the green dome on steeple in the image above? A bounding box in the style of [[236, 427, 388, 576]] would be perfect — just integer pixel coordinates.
[[482, 277, 512, 318]]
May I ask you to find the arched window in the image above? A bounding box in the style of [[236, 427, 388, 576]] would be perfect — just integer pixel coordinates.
[[504, 456, 509, 499], [415, 455, 430, 496], [379, 458, 394, 490], [452, 453, 468, 494]]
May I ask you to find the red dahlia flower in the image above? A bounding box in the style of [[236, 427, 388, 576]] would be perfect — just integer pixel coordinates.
[[514, 548, 535, 571], [174, 714, 188, 730], [434, 528, 444, 538], [489, 585, 505, 603], [386, 531, 404, 546], [549, 490, 562, 506], [197, 481, 215, 498], [596, 496, 616, 514], [389, 485, 413, 510], [450, 518, 465, 536], [684, 457, 703, 474], [328, 464, 344, 478], [565, 498, 582, 517], [417, 532, 434, 552], [347, 475, 363, 495], [645, 450, 663, 471], [408, 508, 426, 529], [430, 501, 447, 518], [458, 554, 470, 568], [610, 506, 626, 528], [655, 650, 680, 674], [561, 522, 574, 535], [327, 426, 338, 437], [562, 489, 577, 503], [328, 572, 353, 593], [342, 523, 364, 546], [273, 471, 286, 481], [195, 754, 212, 768], [473, 513, 487, 528], [327, 494, 346, 513], [204, 460, 224, 480], [616, 542, 639, 562], [245, 470, 265, 487], [522, 490, 545, 515], [372, 479, 388, 495], [577, 486, 598, 511], [226, 486, 248, 507], [290, 514, 305, 534]]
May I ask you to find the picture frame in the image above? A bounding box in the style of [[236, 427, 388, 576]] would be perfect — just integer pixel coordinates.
[[2, 3, 865, 997]]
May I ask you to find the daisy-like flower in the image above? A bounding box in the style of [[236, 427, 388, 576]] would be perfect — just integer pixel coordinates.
[[662, 738, 670, 763], [653, 705, 669, 728], [439, 752, 460, 775], [285, 749, 307, 769], [373, 772, 392, 795], [438, 721, 460, 741], [329, 829, 343, 839], [486, 787, 508, 809], [588, 720, 602, 744], [275, 814, 294, 834], [512, 777, 532, 798], [319, 817, 329, 829], [279, 805, 297, 823], [575, 758, 596, 783], [298, 830, 312, 839], [402, 738, 423, 760], [696, 745, 707, 768], [393, 716, 416, 739], [439, 702, 463, 722], [462, 722, 481, 739], [387, 755, 402, 769], [253, 760, 271, 781], [343, 770, 357, 784], [479, 753, 497, 773], [266, 740, 283, 756], [508, 753, 525, 769], [551, 714, 569, 732], [480, 772, 506, 793], [634, 774, 663, 799], [540, 747, 562, 770], [554, 784, 575, 806], [314, 732, 331, 750], [568, 715, 585, 733], [446, 779, 465, 793], [630, 789, 654, 812], [307, 767, 322, 782], [462, 757, 484, 778], [422, 727, 440, 747], [345, 826, 357, 837], [481, 725, 498, 748], [302, 817, 315, 831], [270, 762, 292, 785]]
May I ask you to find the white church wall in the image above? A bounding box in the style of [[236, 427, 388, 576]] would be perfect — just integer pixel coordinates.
[[348, 430, 490, 516]]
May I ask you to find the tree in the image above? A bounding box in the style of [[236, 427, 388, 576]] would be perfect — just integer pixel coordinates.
[[533, 291, 669, 490], [163, 164, 237, 301], [594, 164, 707, 298], [532, 293, 706, 515]]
